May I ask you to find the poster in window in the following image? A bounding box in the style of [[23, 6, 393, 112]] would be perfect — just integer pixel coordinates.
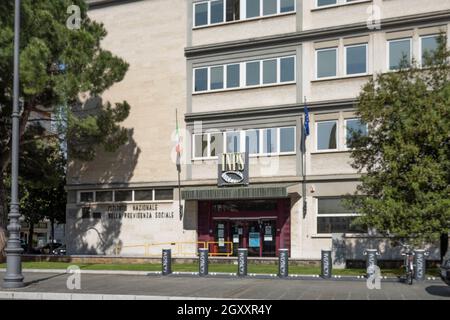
[[249, 232, 260, 248], [265, 225, 272, 235], [218, 229, 224, 238], [219, 238, 225, 247], [233, 234, 239, 243]]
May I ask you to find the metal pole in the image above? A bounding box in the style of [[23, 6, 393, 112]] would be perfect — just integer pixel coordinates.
[[3, 0, 25, 289]]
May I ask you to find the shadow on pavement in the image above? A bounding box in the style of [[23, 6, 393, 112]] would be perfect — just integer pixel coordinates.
[[425, 285, 450, 298], [24, 273, 67, 287]]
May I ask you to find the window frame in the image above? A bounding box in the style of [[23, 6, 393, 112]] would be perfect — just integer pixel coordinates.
[[79, 191, 95, 204], [344, 118, 368, 150], [315, 197, 364, 236], [387, 37, 413, 71], [315, 0, 369, 9], [419, 34, 440, 67], [193, 55, 296, 94], [315, 47, 338, 80], [193, 131, 222, 160], [193, 126, 296, 159], [193, 0, 296, 29], [315, 120, 339, 152], [77, 189, 174, 204], [344, 43, 368, 76]]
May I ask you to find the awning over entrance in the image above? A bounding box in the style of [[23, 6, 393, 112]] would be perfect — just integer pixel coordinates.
[[181, 184, 300, 200]]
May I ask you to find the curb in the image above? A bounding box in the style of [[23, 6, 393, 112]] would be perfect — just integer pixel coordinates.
[[0, 291, 227, 300], [0, 269, 441, 283], [0, 268, 156, 276]]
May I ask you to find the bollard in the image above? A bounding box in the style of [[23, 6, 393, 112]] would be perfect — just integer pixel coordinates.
[[414, 249, 427, 281], [364, 249, 380, 278], [198, 248, 209, 277], [278, 249, 289, 278], [162, 249, 172, 275], [237, 248, 248, 277], [321, 250, 332, 279]]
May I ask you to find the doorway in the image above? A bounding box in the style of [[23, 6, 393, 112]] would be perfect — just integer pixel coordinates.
[[214, 219, 276, 257]]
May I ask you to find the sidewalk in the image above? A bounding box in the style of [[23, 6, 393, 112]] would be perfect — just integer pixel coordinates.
[[1, 271, 449, 300]]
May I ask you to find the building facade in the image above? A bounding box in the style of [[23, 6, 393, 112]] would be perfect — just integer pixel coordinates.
[[66, 0, 450, 260]]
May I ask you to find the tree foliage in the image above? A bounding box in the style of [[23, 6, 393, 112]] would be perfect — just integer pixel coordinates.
[[0, 0, 131, 226], [347, 35, 450, 245]]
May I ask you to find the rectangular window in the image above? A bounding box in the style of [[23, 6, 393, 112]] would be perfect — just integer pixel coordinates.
[[115, 190, 133, 202], [226, 64, 240, 88], [345, 118, 367, 147], [246, 61, 260, 86], [317, 0, 337, 7], [280, 127, 295, 153], [317, 121, 337, 151], [263, 59, 277, 84], [95, 191, 113, 203], [80, 192, 94, 203], [194, 134, 208, 158], [389, 38, 411, 70], [317, 48, 337, 78], [317, 197, 365, 234], [280, 0, 295, 13], [226, 131, 241, 153], [421, 35, 439, 66], [194, 2, 209, 27], [280, 56, 295, 82], [263, 0, 277, 16], [210, 66, 224, 90], [210, 133, 222, 156], [134, 189, 153, 201], [246, 0, 260, 18], [155, 189, 173, 201], [263, 128, 278, 154], [194, 132, 221, 158], [345, 44, 367, 75], [245, 129, 260, 155], [210, 0, 224, 24], [194, 68, 208, 92], [226, 0, 240, 21], [194, 56, 295, 93]]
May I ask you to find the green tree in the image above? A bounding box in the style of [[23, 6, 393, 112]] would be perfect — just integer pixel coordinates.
[[347, 35, 450, 247], [18, 126, 66, 251], [0, 1, 131, 232]]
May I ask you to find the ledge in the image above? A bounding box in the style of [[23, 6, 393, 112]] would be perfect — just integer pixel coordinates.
[[185, 10, 450, 57]]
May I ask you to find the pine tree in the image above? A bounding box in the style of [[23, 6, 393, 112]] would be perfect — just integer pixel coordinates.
[[0, 1, 131, 231]]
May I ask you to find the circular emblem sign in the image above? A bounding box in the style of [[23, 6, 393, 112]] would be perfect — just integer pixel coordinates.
[[221, 171, 244, 184]]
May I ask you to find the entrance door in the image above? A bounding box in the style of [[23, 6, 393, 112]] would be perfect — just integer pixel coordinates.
[[217, 219, 277, 257]]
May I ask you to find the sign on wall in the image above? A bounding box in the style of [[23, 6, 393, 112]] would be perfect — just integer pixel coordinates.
[[217, 152, 249, 187], [88, 203, 175, 220]]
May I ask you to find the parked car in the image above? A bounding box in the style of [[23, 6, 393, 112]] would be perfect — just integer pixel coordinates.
[[39, 243, 62, 254], [52, 244, 66, 256], [440, 250, 450, 286]]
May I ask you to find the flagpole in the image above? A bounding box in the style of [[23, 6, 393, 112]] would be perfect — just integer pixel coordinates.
[[302, 96, 308, 218], [176, 109, 183, 220]]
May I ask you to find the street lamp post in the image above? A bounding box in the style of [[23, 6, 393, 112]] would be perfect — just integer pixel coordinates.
[[3, 0, 24, 289]]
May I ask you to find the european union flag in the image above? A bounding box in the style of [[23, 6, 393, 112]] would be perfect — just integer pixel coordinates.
[[304, 105, 310, 137]]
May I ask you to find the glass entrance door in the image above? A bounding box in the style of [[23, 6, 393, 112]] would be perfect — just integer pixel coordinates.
[[219, 219, 277, 257]]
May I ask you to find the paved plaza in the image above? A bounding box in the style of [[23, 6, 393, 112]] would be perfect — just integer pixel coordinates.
[[0, 271, 449, 300]]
